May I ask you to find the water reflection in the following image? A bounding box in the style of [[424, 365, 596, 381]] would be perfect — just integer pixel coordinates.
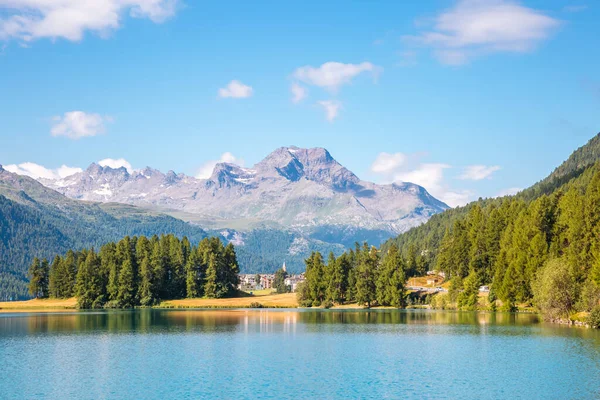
[[1, 309, 600, 341]]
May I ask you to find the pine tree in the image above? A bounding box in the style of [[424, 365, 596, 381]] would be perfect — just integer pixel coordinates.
[[327, 253, 350, 304], [104, 242, 119, 301], [304, 252, 325, 305], [185, 247, 203, 298], [204, 253, 218, 298], [48, 255, 62, 298], [355, 244, 377, 308], [274, 267, 288, 293], [223, 242, 240, 295], [457, 270, 480, 311], [63, 250, 77, 297], [28, 257, 48, 299], [376, 244, 406, 307], [138, 254, 154, 306], [168, 235, 186, 299], [117, 258, 136, 308], [75, 250, 105, 309]]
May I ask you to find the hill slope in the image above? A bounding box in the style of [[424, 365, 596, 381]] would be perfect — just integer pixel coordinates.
[[382, 132, 600, 314], [0, 166, 209, 300], [384, 132, 600, 268]]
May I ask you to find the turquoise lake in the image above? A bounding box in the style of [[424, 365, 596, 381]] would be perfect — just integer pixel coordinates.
[[1, 309, 599, 399]]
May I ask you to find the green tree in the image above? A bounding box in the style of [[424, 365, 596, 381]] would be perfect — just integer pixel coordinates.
[[532, 258, 577, 320], [204, 253, 219, 298], [376, 244, 406, 308], [274, 267, 288, 293], [355, 244, 377, 308], [457, 270, 480, 311], [185, 247, 204, 298], [117, 258, 136, 308], [327, 253, 350, 304], [305, 252, 326, 305], [48, 255, 63, 298], [75, 250, 105, 309], [28, 257, 49, 299]]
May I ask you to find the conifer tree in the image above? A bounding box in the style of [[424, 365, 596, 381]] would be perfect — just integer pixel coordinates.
[[28, 257, 49, 299], [274, 267, 288, 293], [185, 247, 203, 298], [117, 258, 136, 308], [204, 253, 218, 298], [355, 244, 377, 308], [48, 255, 62, 298], [376, 244, 406, 307], [76, 250, 104, 309], [63, 250, 77, 297], [457, 270, 480, 311]]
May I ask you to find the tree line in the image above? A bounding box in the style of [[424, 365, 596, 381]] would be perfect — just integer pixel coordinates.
[[298, 243, 407, 308], [388, 162, 600, 319], [0, 190, 208, 301], [28, 234, 240, 309]]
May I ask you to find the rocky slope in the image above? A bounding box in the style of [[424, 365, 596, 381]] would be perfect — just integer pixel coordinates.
[[40, 146, 448, 237]]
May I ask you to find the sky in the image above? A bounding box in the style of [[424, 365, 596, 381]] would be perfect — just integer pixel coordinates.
[[0, 0, 598, 207]]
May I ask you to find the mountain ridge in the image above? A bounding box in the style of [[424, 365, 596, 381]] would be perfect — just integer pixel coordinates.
[[39, 146, 449, 236]]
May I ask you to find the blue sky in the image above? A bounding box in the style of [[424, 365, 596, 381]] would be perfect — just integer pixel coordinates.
[[0, 0, 598, 206]]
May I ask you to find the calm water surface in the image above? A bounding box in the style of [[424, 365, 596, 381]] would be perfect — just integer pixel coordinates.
[[1, 309, 599, 399]]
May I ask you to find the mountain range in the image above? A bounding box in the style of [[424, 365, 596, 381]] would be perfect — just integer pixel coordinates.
[[0, 146, 447, 299], [40, 146, 448, 236]]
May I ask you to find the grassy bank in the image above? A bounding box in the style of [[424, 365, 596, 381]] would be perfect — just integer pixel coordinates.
[[0, 297, 77, 312], [0, 293, 298, 312], [159, 293, 298, 309]]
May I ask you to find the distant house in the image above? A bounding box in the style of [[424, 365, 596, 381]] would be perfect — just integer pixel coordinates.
[[260, 274, 275, 289], [284, 275, 305, 292]]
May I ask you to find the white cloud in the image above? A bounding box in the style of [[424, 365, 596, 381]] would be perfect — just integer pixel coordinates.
[[394, 163, 475, 207], [458, 164, 501, 180], [317, 100, 341, 122], [370, 153, 476, 207], [0, 0, 178, 42], [218, 80, 253, 99], [51, 111, 111, 139], [196, 152, 240, 179], [404, 0, 561, 65], [371, 152, 407, 173], [290, 82, 307, 103], [439, 190, 475, 207], [496, 187, 522, 197], [98, 158, 133, 173], [293, 61, 381, 91], [394, 163, 451, 194], [4, 162, 82, 180]]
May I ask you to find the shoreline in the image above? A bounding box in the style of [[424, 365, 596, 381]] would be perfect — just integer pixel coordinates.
[[0, 297, 591, 328]]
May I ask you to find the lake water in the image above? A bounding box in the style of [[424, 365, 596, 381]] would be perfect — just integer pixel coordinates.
[[1, 309, 599, 399]]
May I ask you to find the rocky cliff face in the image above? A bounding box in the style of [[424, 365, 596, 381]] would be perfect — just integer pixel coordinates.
[[39, 146, 449, 238]]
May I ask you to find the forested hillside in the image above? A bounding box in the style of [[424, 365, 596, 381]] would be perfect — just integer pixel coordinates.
[[382, 132, 600, 318], [0, 195, 209, 300], [230, 229, 345, 274], [384, 133, 600, 271], [0, 178, 208, 300]]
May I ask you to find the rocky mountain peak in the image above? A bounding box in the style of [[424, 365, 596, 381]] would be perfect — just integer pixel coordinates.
[[252, 146, 359, 189], [209, 162, 256, 188], [85, 163, 129, 178]]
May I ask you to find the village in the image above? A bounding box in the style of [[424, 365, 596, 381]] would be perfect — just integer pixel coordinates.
[[238, 263, 305, 293]]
